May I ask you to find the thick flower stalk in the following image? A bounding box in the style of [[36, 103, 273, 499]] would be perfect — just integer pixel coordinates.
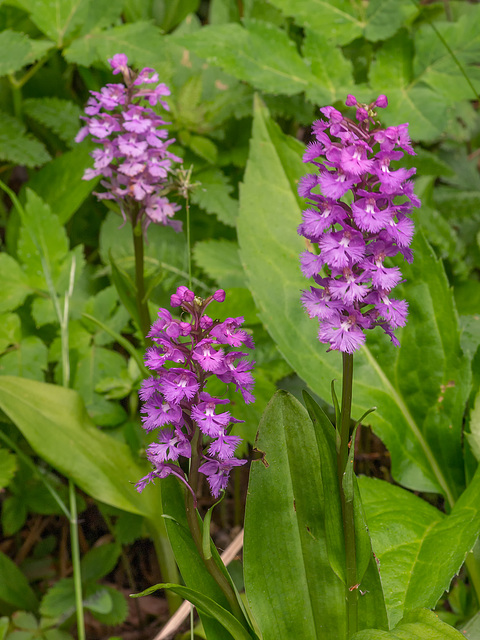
[[298, 94, 420, 353], [75, 53, 182, 233], [135, 286, 255, 500]]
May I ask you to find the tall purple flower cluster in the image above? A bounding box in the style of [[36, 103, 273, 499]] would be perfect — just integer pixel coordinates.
[[136, 287, 255, 499], [76, 53, 182, 233], [298, 94, 420, 353]]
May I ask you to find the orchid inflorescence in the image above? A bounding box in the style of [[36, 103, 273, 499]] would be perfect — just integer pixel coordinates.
[[136, 286, 255, 500], [76, 53, 182, 234], [298, 94, 420, 353]]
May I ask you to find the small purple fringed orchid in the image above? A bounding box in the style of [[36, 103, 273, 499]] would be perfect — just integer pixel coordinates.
[[76, 53, 182, 234], [136, 287, 255, 500], [298, 94, 421, 353]]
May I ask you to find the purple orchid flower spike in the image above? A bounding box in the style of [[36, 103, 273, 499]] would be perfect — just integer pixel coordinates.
[[298, 94, 420, 353], [76, 53, 182, 234], [136, 287, 255, 501]]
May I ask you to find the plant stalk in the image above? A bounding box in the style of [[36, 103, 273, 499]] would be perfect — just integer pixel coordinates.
[[69, 479, 85, 640], [337, 352, 357, 639], [184, 431, 245, 624], [132, 217, 151, 340]]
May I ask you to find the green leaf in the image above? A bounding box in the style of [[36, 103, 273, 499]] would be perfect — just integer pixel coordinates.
[[302, 30, 354, 105], [23, 98, 82, 147], [72, 345, 127, 425], [155, 0, 200, 32], [0, 617, 8, 640], [0, 448, 17, 489], [17, 189, 69, 290], [132, 582, 253, 640], [0, 550, 38, 612], [238, 96, 470, 503], [23, 144, 98, 225], [360, 468, 480, 627], [467, 388, 480, 461], [0, 30, 54, 76], [0, 313, 21, 353], [266, 0, 364, 45], [244, 391, 387, 639], [14, 0, 90, 46], [0, 257, 31, 313], [0, 336, 48, 381], [173, 19, 318, 96], [80, 543, 120, 583], [369, 32, 448, 142], [0, 376, 158, 518], [191, 168, 238, 226], [0, 111, 50, 167], [351, 608, 467, 639], [1, 495, 27, 536], [86, 585, 127, 625], [364, 0, 418, 42], [193, 239, 246, 289], [160, 477, 240, 640], [63, 21, 171, 76], [40, 578, 75, 620], [462, 611, 480, 640], [83, 588, 112, 615], [413, 7, 480, 102]]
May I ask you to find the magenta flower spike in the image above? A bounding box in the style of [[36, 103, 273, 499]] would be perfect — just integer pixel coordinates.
[[76, 53, 182, 234], [136, 287, 255, 500], [298, 95, 420, 353]]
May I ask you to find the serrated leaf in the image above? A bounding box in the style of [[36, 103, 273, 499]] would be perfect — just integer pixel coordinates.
[[23, 144, 99, 225], [267, 0, 364, 46], [364, 0, 418, 42], [360, 469, 480, 627], [23, 98, 82, 147], [369, 32, 448, 142], [17, 188, 69, 289], [80, 543, 120, 583], [63, 21, 171, 78], [302, 30, 354, 105], [0, 312, 21, 353], [0, 550, 38, 612], [0, 30, 54, 76], [173, 19, 318, 96], [351, 608, 466, 639], [0, 262, 29, 319], [413, 7, 480, 102], [0, 111, 50, 167], [1, 495, 27, 535], [14, 0, 90, 46], [0, 448, 17, 489], [191, 168, 238, 226], [40, 578, 75, 620], [87, 585, 127, 625], [0, 336, 48, 380], [193, 239, 246, 288]]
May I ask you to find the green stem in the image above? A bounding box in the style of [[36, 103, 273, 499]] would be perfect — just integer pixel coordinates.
[[337, 353, 357, 639], [132, 219, 151, 339], [69, 480, 85, 640], [184, 432, 245, 624]]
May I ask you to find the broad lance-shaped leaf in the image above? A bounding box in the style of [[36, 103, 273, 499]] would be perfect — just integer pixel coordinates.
[[351, 608, 467, 639], [237, 96, 470, 503], [359, 469, 480, 628], [244, 391, 387, 640], [0, 376, 155, 519], [160, 476, 249, 640], [171, 18, 319, 97], [132, 583, 254, 640]]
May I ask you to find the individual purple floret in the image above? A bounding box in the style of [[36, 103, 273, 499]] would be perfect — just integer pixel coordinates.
[[136, 287, 255, 500], [76, 53, 182, 233], [298, 94, 420, 353]]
